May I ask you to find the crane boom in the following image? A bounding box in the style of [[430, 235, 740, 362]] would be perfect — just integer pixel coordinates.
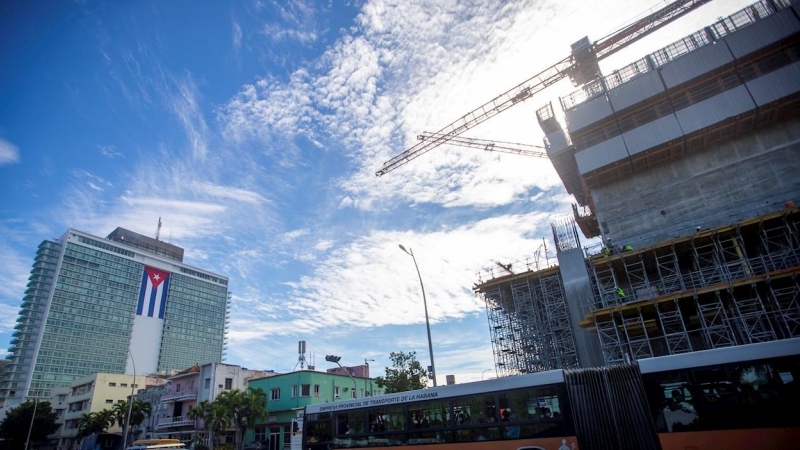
[[418, 132, 547, 159], [376, 0, 714, 177]]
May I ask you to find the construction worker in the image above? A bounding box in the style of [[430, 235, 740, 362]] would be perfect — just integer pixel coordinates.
[[616, 286, 626, 298], [622, 244, 633, 252]]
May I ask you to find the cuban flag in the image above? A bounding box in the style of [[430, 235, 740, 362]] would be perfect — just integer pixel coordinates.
[[137, 266, 171, 319]]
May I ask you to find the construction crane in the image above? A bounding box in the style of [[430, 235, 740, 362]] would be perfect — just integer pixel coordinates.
[[376, 0, 713, 177], [417, 132, 547, 159]]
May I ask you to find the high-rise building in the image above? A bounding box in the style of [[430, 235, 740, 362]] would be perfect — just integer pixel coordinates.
[[0, 227, 231, 410], [474, 0, 800, 375]]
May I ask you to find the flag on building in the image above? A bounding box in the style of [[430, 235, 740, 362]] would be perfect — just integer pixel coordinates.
[[138, 266, 171, 319]]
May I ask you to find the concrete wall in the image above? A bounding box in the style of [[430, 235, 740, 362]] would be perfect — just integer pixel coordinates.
[[556, 248, 604, 368], [591, 117, 800, 249]]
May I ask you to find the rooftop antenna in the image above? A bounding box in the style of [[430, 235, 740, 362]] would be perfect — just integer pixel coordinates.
[[155, 217, 162, 241], [297, 340, 307, 370]]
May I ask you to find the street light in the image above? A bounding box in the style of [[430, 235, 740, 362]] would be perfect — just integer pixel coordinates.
[[122, 351, 136, 447], [364, 359, 375, 396], [398, 244, 437, 387], [482, 369, 494, 380], [24, 394, 40, 450], [326, 355, 358, 398]]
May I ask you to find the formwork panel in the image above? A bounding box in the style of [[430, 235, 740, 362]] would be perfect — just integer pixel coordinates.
[[724, 8, 800, 59], [564, 94, 614, 136], [545, 129, 571, 156], [608, 71, 666, 112], [659, 43, 734, 89], [623, 114, 684, 156], [746, 61, 800, 106], [575, 135, 629, 175], [675, 85, 756, 135]]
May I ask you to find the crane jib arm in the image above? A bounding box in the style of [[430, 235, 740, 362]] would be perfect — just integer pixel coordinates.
[[376, 0, 715, 177], [375, 56, 573, 176], [593, 0, 713, 60]]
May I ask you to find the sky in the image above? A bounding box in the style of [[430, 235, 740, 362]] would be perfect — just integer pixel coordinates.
[[0, 0, 757, 385]]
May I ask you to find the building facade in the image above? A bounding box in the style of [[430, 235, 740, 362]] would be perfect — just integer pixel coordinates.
[[52, 372, 164, 450], [0, 227, 231, 412], [138, 363, 275, 443], [247, 371, 382, 450]]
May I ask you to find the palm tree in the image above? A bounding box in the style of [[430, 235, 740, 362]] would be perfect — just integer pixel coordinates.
[[242, 388, 268, 448], [76, 410, 115, 439], [217, 390, 246, 449], [209, 402, 232, 449], [217, 388, 268, 450], [111, 402, 127, 429], [189, 401, 210, 446], [130, 400, 152, 440]]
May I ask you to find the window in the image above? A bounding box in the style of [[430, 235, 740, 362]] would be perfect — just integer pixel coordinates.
[[292, 385, 298, 398], [271, 388, 280, 401], [314, 385, 320, 398], [225, 378, 233, 390], [205, 378, 211, 389], [301, 384, 311, 397], [121, 383, 128, 388], [108, 382, 116, 387], [334, 387, 340, 398], [176, 383, 181, 391], [105, 399, 113, 404], [255, 427, 267, 443]]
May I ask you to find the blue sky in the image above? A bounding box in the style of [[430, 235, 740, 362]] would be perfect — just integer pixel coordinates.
[[0, 0, 755, 384]]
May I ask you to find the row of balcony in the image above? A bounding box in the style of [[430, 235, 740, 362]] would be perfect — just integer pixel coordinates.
[[160, 387, 198, 402], [156, 415, 196, 428]]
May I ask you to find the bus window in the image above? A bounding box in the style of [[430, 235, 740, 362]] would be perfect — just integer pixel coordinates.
[[498, 386, 562, 421], [453, 394, 497, 425], [642, 369, 699, 432], [305, 413, 332, 447], [691, 358, 800, 430], [408, 398, 450, 429], [367, 405, 404, 432]]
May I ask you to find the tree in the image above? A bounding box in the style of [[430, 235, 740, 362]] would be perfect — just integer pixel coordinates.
[[218, 388, 265, 450], [188, 401, 210, 446], [0, 400, 59, 449], [76, 410, 115, 439], [241, 388, 268, 448], [374, 351, 429, 393], [129, 400, 152, 440]]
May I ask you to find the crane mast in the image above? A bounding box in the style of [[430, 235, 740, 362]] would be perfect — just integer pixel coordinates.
[[376, 0, 714, 177], [417, 132, 547, 159]]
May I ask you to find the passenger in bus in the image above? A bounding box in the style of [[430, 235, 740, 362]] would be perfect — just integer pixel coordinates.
[[663, 388, 698, 432], [501, 409, 520, 438]]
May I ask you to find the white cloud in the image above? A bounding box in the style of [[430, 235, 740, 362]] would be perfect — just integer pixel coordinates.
[[232, 20, 243, 51], [0, 138, 20, 165], [98, 144, 124, 158]]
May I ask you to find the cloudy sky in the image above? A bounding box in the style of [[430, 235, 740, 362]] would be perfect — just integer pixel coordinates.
[[0, 0, 755, 384]]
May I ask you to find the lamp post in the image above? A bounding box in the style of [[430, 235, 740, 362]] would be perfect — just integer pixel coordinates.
[[481, 369, 493, 380], [365, 359, 375, 396], [326, 355, 357, 398], [398, 245, 437, 387], [23, 394, 39, 450], [122, 351, 136, 448]]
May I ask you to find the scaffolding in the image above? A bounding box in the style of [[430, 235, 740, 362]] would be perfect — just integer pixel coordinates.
[[478, 264, 580, 377], [582, 208, 800, 363]]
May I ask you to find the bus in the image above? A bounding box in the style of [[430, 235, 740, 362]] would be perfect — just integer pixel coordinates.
[[302, 338, 800, 449], [126, 439, 186, 450]]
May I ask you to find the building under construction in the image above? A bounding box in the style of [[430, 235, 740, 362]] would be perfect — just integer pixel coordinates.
[[474, 0, 800, 376]]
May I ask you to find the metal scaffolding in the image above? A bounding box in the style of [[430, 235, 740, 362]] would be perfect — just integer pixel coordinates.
[[583, 208, 800, 363], [479, 265, 580, 377]]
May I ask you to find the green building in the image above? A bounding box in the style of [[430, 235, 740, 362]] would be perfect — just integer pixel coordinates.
[[248, 370, 383, 448]]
